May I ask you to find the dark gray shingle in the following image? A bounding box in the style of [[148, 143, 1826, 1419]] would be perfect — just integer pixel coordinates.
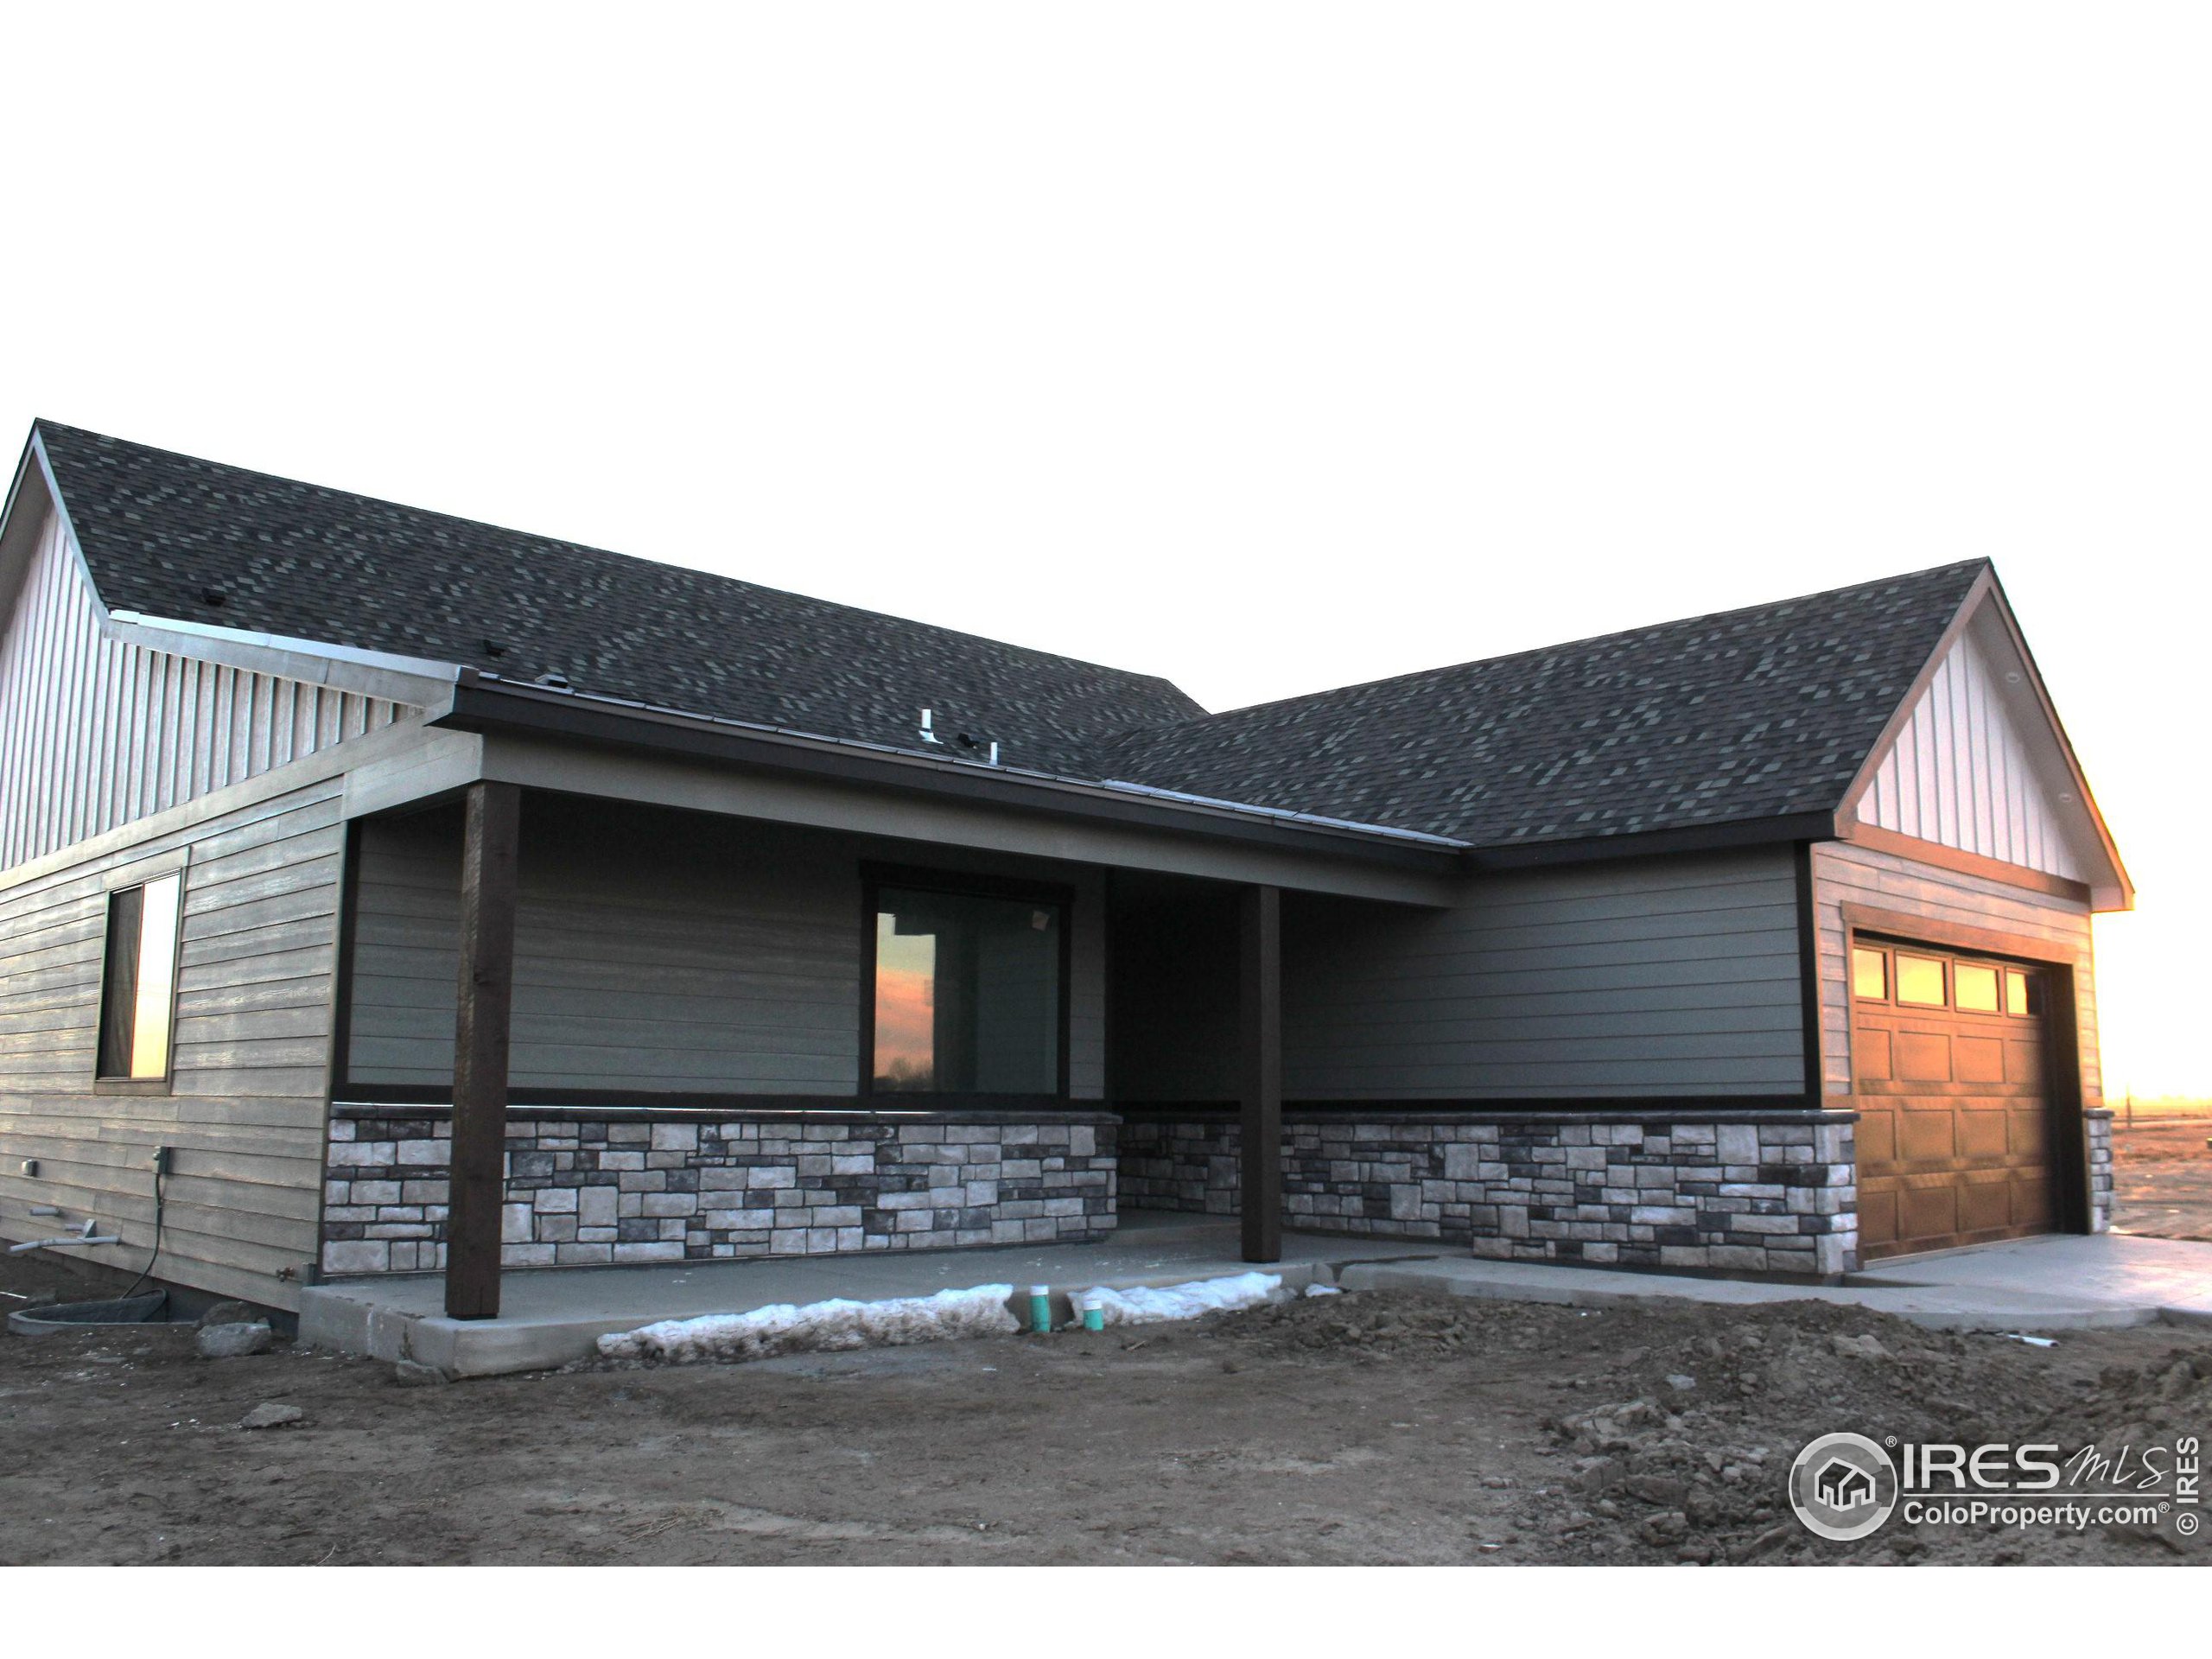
[[1083, 562, 1983, 849], [34, 421, 1205, 775], [33, 420, 1980, 853]]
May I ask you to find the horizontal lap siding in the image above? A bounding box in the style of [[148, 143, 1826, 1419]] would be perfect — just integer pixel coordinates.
[[1281, 849, 1806, 1099], [0, 782, 346, 1309], [0, 505, 412, 872], [349, 806, 863, 1095], [346, 801, 1110, 1101], [1811, 839, 2099, 1103]]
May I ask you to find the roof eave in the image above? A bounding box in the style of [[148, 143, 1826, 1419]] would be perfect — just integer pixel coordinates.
[[426, 671, 1472, 876], [1465, 813, 1841, 870], [1828, 563, 2133, 911]]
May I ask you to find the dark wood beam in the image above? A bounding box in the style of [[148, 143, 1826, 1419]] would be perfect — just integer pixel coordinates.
[[1239, 883, 1282, 1263], [445, 779, 520, 1320]]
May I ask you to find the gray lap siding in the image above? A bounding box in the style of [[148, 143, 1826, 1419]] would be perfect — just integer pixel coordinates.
[[1111, 847, 1809, 1105], [342, 796, 1109, 1103], [0, 779, 348, 1311]]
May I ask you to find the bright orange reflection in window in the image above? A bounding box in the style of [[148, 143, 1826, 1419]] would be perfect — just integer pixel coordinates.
[[130, 873, 181, 1078], [873, 915, 936, 1090]]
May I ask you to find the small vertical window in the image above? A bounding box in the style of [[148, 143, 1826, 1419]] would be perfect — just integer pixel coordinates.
[[97, 872, 182, 1082], [2005, 969, 2044, 1017], [1954, 962, 2000, 1014], [1851, 946, 1888, 1001], [1895, 954, 1947, 1007]]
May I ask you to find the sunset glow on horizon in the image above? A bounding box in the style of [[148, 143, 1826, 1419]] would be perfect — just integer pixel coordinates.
[[873, 918, 936, 1090]]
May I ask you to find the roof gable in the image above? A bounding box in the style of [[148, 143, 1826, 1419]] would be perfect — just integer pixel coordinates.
[[1840, 578, 2130, 906], [0, 460, 414, 871], [30, 421, 1205, 776], [1087, 563, 1991, 850]]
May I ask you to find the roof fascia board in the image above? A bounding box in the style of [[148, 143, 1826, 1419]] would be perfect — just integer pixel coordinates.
[[1966, 575, 2133, 908], [0, 429, 73, 626], [23, 425, 459, 709], [1465, 814, 1835, 871], [1828, 564, 1996, 838], [431, 674, 1470, 877], [100, 610, 457, 707], [1828, 568, 2131, 909]]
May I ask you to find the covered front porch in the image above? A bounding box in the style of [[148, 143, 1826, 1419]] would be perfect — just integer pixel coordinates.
[[300, 1208, 1430, 1375], [324, 736, 1461, 1319]]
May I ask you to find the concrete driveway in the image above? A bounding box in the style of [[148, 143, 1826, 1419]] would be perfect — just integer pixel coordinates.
[[1344, 1232, 2212, 1332]]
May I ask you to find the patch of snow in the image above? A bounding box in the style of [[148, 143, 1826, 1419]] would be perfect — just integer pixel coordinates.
[[1303, 1282, 1342, 1298], [1075, 1271, 1283, 1327], [597, 1283, 1020, 1365]]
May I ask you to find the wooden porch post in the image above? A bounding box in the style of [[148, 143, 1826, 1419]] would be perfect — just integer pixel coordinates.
[[1239, 883, 1282, 1263], [445, 780, 520, 1320]]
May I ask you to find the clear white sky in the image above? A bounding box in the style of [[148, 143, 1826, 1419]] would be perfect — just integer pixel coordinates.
[[4, 6, 2205, 1095]]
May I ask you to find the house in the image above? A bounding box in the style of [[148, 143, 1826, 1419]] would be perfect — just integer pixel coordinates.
[[0, 421, 2130, 1321], [1814, 1457, 1878, 1512]]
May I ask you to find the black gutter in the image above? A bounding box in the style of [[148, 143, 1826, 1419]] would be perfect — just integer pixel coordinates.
[[1465, 811, 1840, 871], [428, 673, 1836, 880], [428, 674, 1470, 877]]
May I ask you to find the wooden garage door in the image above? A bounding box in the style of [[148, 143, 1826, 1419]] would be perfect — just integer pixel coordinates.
[[1852, 940, 2057, 1261]]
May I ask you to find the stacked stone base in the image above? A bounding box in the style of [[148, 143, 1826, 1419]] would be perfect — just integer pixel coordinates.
[[321, 1107, 1116, 1276], [2085, 1109, 2113, 1233], [1121, 1108, 1859, 1276]]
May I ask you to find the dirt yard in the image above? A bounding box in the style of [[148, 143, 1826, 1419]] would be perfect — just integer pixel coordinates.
[[2, 1247, 2204, 1567], [2113, 1121, 2212, 1242]]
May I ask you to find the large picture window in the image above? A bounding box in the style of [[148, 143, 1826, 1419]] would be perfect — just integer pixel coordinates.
[[869, 877, 1065, 1096], [97, 871, 183, 1084]]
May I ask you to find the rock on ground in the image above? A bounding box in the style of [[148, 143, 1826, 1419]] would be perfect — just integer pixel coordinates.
[[196, 1321, 273, 1360]]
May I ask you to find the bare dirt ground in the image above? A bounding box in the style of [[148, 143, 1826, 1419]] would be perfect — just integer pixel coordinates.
[[2113, 1121, 2212, 1242], [2, 1248, 2204, 1567]]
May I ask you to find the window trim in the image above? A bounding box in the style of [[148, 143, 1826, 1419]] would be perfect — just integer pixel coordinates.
[[1851, 944, 1891, 1004], [92, 850, 190, 1096], [858, 861, 1074, 1103], [1950, 957, 2005, 1019], [1892, 950, 1948, 1009]]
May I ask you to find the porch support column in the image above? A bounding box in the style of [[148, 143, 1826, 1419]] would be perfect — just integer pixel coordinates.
[[1239, 883, 1282, 1263], [445, 780, 520, 1320]]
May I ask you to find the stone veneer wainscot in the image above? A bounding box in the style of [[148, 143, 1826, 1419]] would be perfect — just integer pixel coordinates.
[[320, 1107, 1117, 1276], [1120, 1108, 1861, 1276]]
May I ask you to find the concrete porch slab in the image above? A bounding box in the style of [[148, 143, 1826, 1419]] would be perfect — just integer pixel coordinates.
[[298, 1213, 1436, 1377], [1336, 1233, 2212, 1332]]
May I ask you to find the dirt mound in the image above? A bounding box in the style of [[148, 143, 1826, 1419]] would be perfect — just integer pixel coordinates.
[[1217, 1288, 2206, 1565], [1540, 1302, 2205, 1564], [1224, 1288, 1595, 1360]]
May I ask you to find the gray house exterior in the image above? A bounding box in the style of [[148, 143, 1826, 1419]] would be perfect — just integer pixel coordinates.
[[0, 422, 2132, 1318]]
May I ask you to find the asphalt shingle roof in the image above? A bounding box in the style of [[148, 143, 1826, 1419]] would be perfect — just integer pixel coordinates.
[[32, 421, 1205, 776], [1082, 561, 1985, 849], [29, 421, 1981, 853]]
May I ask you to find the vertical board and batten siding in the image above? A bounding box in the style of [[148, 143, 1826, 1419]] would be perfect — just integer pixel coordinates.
[[0, 505, 412, 872], [1278, 849, 1807, 1098], [1810, 838, 2099, 1103], [0, 780, 347, 1310], [1853, 614, 2088, 881], [346, 798, 1109, 1100]]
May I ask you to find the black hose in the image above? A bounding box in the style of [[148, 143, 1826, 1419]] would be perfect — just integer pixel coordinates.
[[119, 1158, 167, 1300]]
